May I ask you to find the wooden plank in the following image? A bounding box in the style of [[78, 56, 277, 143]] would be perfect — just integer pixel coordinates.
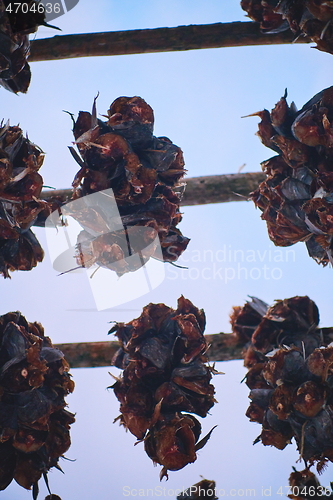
[[55, 341, 121, 368], [55, 333, 243, 368], [41, 171, 265, 207], [55, 327, 333, 368], [180, 172, 265, 205], [29, 22, 308, 62]]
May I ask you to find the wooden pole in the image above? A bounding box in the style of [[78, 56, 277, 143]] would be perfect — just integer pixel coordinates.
[[41, 171, 265, 207], [55, 333, 244, 368], [29, 22, 308, 62], [55, 327, 333, 368], [180, 172, 265, 205]]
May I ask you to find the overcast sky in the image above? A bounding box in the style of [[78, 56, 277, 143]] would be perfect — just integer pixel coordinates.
[[2, 1, 333, 499]]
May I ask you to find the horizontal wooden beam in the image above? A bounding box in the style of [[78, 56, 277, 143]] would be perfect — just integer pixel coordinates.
[[29, 22, 308, 62], [54, 327, 333, 368], [180, 172, 265, 205], [55, 333, 243, 368], [55, 340, 121, 368], [41, 171, 265, 207]]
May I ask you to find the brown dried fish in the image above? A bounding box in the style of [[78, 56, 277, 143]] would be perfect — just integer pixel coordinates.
[[68, 96, 189, 276], [0, 1, 58, 93], [241, 0, 333, 55], [110, 297, 216, 479], [232, 295, 333, 469], [0, 312, 75, 495], [177, 478, 218, 499], [0, 122, 50, 277], [250, 87, 333, 266]]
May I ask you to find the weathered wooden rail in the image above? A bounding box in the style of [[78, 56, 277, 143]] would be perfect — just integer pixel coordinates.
[[30, 21, 308, 62], [55, 332, 244, 368], [41, 171, 265, 206]]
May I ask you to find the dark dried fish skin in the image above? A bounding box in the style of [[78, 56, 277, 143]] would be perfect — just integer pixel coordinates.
[[0, 312, 75, 493], [0, 122, 48, 278], [0, 1, 51, 93], [232, 295, 333, 468], [250, 87, 333, 265], [70, 96, 189, 276], [111, 297, 216, 478], [241, 0, 333, 55]]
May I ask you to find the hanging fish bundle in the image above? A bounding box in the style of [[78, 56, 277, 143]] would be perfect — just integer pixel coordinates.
[[250, 87, 333, 266], [177, 478, 218, 499], [230, 295, 326, 366], [231, 295, 333, 471], [288, 467, 333, 499], [110, 296, 217, 480], [0, 0, 56, 93], [240, 0, 333, 55], [0, 121, 50, 278], [240, 0, 287, 32], [0, 311, 75, 495], [69, 96, 190, 276]]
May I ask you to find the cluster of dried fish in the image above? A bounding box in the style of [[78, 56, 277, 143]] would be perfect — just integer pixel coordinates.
[[177, 478, 218, 499], [0, 121, 50, 278], [230, 295, 324, 364], [241, 0, 333, 55], [110, 296, 216, 480], [0, 312, 75, 495], [69, 96, 189, 276], [288, 467, 333, 499], [231, 295, 333, 471], [0, 0, 55, 93], [250, 87, 333, 266]]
